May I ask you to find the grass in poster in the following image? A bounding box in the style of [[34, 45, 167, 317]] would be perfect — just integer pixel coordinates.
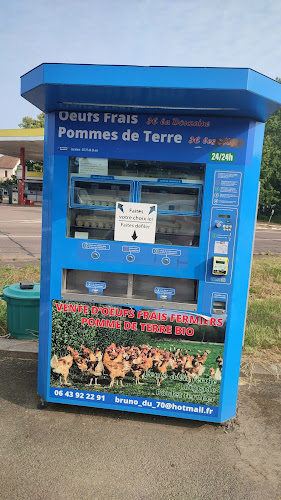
[[50, 340, 223, 406]]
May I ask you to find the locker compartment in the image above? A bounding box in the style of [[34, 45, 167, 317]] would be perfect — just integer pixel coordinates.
[[70, 211, 200, 245], [107, 159, 205, 181], [132, 274, 197, 303], [69, 209, 115, 240], [155, 214, 200, 246], [140, 185, 200, 213], [62, 269, 198, 310], [73, 180, 131, 207], [64, 269, 128, 298]]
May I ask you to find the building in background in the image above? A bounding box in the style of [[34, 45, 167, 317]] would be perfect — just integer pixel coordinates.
[[0, 155, 20, 179]]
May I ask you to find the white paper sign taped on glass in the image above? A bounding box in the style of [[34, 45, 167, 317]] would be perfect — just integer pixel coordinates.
[[79, 157, 108, 176], [114, 202, 157, 244]]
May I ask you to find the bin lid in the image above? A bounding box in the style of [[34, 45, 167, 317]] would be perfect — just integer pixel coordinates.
[[2, 283, 40, 299]]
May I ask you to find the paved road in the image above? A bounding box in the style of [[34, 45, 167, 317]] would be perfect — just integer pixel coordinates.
[[0, 205, 42, 262], [0, 205, 280, 263], [254, 227, 281, 254], [0, 356, 280, 500]]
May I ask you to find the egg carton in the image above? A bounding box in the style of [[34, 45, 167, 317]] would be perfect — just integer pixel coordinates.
[[77, 189, 127, 206], [76, 215, 113, 229], [77, 196, 118, 207]]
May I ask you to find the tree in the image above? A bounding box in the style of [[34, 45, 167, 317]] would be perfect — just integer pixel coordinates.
[[18, 112, 44, 129], [25, 159, 43, 172], [18, 113, 44, 169], [0, 174, 17, 188], [259, 78, 281, 214]]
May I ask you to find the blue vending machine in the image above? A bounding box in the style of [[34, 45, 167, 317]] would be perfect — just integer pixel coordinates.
[[21, 65, 281, 422]]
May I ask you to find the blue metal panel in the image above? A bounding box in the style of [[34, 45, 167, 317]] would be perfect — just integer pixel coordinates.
[[20, 64, 45, 96], [218, 122, 265, 422], [22, 64, 251, 92], [21, 65, 281, 122], [37, 114, 54, 397], [50, 111, 252, 165]]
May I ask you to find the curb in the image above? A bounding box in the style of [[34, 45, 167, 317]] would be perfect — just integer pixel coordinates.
[[0, 350, 38, 360], [0, 337, 38, 360], [240, 358, 281, 381]]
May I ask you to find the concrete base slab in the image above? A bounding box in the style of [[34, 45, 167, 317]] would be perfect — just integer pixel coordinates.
[[0, 336, 38, 359]]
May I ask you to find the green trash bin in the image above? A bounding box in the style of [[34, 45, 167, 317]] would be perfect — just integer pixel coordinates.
[[1, 282, 40, 339]]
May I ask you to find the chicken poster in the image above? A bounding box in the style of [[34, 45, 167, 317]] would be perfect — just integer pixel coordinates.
[[50, 300, 225, 418]]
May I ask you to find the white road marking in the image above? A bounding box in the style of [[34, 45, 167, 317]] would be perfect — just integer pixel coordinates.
[[256, 227, 281, 232], [0, 235, 40, 238], [0, 220, 41, 223], [255, 238, 281, 241]]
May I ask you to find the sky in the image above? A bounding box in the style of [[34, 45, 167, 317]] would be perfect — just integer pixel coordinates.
[[1, 0, 281, 129]]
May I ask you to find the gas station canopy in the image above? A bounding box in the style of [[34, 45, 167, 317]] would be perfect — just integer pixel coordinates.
[[21, 64, 281, 122], [0, 128, 44, 162]]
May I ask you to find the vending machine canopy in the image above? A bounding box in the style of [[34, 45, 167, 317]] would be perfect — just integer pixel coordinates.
[[21, 64, 281, 122]]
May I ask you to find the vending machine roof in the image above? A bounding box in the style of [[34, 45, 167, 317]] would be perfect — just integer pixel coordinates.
[[21, 64, 281, 122]]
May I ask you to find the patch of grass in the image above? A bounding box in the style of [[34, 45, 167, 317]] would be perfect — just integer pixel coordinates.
[[0, 265, 40, 291], [245, 256, 281, 353], [0, 265, 40, 336], [244, 299, 281, 351], [249, 256, 281, 300], [249, 285, 262, 295], [0, 306, 7, 336]]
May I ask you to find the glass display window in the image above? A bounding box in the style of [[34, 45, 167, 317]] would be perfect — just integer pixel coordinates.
[[67, 157, 205, 246], [139, 183, 201, 215], [70, 178, 132, 209]]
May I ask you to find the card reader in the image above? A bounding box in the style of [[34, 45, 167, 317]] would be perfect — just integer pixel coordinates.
[[212, 256, 229, 275]]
